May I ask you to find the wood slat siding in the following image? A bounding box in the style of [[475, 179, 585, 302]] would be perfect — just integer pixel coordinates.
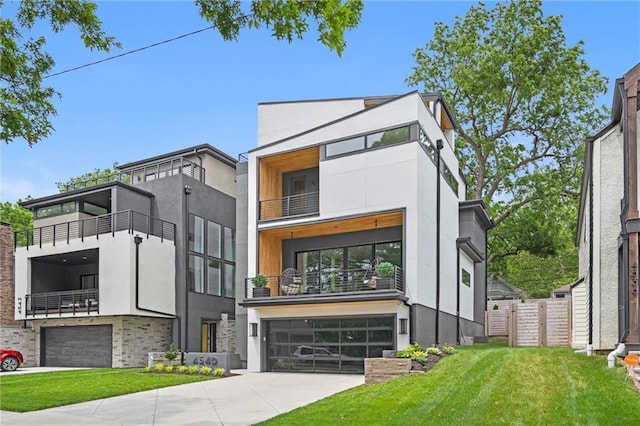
[[488, 299, 570, 347]]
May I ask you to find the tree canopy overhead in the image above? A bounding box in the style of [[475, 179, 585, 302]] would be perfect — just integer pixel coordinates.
[[406, 0, 608, 265], [1, 0, 364, 146]]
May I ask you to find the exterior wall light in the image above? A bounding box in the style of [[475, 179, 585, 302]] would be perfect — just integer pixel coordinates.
[[249, 323, 258, 337], [399, 318, 408, 335]]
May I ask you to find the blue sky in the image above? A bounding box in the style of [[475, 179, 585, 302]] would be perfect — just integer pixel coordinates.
[[1, 1, 639, 203]]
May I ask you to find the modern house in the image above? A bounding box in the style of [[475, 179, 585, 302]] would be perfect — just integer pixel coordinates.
[[235, 91, 492, 373], [575, 62, 640, 352], [12, 144, 238, 367]]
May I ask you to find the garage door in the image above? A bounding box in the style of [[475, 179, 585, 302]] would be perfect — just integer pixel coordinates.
[[266, 316, 394, 373], [41, 325, 112, 367]]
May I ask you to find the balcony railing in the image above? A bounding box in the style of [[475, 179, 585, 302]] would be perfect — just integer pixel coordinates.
[[25, 289, 99, 316], [59, 173, 130, 192], [127, 157, 205, 185], [259, 192, 319, 221], [15, 210, 176, 249], [245, 266, 404, 299]]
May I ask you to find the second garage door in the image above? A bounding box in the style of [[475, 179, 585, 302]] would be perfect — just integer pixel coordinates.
[[41, 325, 112, 367]]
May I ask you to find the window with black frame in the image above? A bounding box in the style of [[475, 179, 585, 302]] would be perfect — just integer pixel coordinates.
[[295, 242, 401, 294], [188, 214, 235, 297]]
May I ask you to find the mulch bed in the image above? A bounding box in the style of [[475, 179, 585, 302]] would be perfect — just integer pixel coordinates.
[[410, 353, 450, 372]]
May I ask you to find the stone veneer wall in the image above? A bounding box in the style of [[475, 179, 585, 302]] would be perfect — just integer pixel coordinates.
[[0, 325, 36, 366], [1, 223, 20, 326], [33, 315, 172, 367], [216, 313, 237, 353], [364, 358, 412, 384]]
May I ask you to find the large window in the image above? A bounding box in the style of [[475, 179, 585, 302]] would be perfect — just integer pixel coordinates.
[[295, 241, 401, 293], [35, 201, 76, 219], [188, 214, 235, 297]]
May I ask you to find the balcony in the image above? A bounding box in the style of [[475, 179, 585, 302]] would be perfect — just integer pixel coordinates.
[[15, 210, 176, 249], [259, 192, 319, 221], [24, 289, 99, 317], [244, 266, 404, 299]]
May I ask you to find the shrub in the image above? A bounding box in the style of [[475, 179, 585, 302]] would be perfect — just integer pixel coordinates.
[[426, 345, 442, 356], [200, 366, 213, 375], [142, 366, 152, 373], [177, 365, 189, 374], [164, 343, 179, 362], [442, 344, 457, 355], [213, 367, 226, 377], [396, 342, 423, 358], [188, 365, 199, 374], [154, 362, 165, 372], [164, 365, 174, 373]]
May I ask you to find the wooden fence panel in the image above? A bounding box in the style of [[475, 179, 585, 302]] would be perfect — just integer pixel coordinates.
[[486, 310, 509, 336], [491, 299, 570, 347]]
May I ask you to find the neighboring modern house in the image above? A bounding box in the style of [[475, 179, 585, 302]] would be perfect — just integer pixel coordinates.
[[12, 144, 238, 367], [235, 91, 492, 373], [576, 62, 640, 352], [487, 275, 527, 301]]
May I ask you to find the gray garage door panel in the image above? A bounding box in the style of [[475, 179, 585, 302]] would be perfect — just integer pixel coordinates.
[[42, 325, 112, 367]]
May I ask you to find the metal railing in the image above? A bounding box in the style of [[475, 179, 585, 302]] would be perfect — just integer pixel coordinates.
[[15, 210, 176, 249], [259, 192, 319, 221], [59, 173, 130, 192], [25, 289, 99, 316], [127, 157, 205, 185], [245, 266, 403, 299]]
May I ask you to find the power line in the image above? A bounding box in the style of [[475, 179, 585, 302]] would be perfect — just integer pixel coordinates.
[[44, 25, 216, 79]]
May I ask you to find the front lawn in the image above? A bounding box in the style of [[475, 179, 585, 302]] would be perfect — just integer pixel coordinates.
[[0, 368, 216, 412], [261, 343, 640, 425]]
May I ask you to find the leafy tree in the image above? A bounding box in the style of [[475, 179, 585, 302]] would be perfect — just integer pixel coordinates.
[[406, 0, 607, 274], [0, 200, 33, 230], [0, 201, 34, 246], [195, 0, 363, 56], [1, 0, 363, 146], [1, 0, 120, 146], [56, 162, 128, 192]]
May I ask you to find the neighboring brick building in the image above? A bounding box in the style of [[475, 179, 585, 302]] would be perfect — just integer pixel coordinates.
[[0, 222, 36, 366]]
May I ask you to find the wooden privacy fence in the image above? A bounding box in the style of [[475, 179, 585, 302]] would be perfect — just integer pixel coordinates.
[[485, 299, 570, 347]]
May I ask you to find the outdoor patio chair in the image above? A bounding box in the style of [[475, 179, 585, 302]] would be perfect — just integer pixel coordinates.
[[281, 268, 301, 295]]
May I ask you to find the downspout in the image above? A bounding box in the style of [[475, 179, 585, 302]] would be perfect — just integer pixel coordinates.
[[435, 139, 444, 345], [134, 235, 174, 316], [184, 185, 192, 353], [608, 342, 626, 368], [456, 244, 461, 345], [588, 137, 594, 355]]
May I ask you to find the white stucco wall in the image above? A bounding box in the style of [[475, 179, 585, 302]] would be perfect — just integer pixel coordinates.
[[187, 153, 236, 198], [459, 252, 475, 320], [14, 231, 175, 320], [258, 98, 365, 146], [593, 126, 623, 349]]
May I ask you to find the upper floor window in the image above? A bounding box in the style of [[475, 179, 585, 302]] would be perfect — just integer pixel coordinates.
[[188, 214, 235, 298], [35, 201, 76, 219], [325, 125, 411, 158]]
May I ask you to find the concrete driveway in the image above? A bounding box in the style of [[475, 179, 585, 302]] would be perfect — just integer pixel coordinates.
[[0, 370, 364, 426]]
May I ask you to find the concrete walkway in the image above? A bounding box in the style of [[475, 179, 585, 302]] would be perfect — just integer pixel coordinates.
[[0, 370, 364, 426]]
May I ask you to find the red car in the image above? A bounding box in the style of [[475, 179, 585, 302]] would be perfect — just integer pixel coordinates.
[[1, 348, 24, 372]]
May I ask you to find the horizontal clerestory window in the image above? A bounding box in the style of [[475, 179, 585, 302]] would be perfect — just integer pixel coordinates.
[[325, 125, 411, 158], [35, 201, 77, 219]]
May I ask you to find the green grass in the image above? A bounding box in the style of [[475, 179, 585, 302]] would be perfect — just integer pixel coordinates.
[[261, 343, 640, 425], [0, 368, 216, 412]]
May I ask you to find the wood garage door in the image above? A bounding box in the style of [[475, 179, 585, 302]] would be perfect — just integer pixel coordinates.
[[41, 325, 112, 367]]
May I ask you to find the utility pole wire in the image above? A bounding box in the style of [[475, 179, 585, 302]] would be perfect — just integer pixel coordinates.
[[44, 25, 216, 79]]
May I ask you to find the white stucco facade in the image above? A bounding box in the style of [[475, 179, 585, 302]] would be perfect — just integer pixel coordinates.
[[14, 231, 175, 320]]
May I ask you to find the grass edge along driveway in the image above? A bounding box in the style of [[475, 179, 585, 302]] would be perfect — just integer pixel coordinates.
[[0, 368, 216, 412], [260, 344, 640, 426]]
